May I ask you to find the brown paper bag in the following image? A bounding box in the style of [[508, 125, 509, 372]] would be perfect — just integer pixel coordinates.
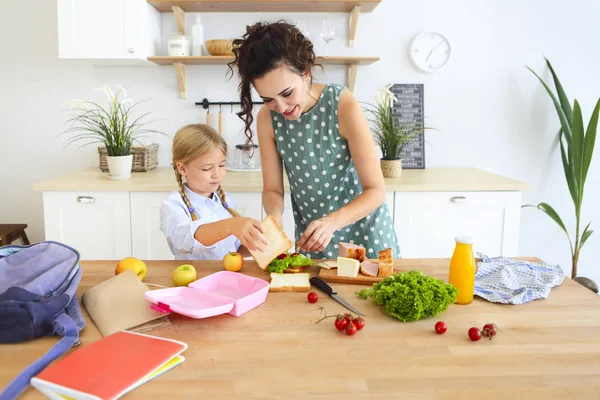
[[82, 269, 170, 337]]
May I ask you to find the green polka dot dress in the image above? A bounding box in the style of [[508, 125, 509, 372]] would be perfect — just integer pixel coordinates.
[[271, 83, 401, 260]]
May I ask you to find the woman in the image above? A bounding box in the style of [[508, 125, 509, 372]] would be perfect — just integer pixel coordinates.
[[228, 21, 400, 260]]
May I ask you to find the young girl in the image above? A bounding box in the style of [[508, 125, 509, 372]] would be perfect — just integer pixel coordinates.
[[228, 21, 401, 260], [160, 124, 269, 260]]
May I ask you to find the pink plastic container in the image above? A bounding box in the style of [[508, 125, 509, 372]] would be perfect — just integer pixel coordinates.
[[144, 271, 269, 318]]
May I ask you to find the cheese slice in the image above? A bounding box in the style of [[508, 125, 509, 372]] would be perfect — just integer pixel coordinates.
[[336, 257, 360, 278], [316, 261, 337, 270]]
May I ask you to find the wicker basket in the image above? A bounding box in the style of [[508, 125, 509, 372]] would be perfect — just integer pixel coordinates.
[[98, 144, 159, 172], [380, 159, 402, 178]]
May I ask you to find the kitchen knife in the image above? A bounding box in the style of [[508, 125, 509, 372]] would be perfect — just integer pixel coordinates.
[[309, 277, 364, 316]]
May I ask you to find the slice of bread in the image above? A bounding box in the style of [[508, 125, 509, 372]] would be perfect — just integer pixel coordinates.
[[269, 273, 311, 292], [338, 242, 366, 262], [248, 216, 294, 270], [378, 247, 393, 277]]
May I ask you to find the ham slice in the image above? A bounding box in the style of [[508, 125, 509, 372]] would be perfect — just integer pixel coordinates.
[[338, 242, 366, 262], [360, 260, 379, 277]]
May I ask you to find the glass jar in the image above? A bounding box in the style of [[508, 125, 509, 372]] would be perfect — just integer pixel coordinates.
[[168, 33, 190, 56]]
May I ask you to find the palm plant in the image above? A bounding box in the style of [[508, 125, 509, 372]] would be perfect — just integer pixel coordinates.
[[62, 85, 162, 156], [525, 58, 599, 279], [363, 85, 426, 160]]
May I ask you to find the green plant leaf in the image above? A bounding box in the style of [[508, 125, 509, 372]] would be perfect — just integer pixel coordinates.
[[523, 203, 571, 242], [582, 98, 600, 187], [545, 58, 572, 126], [526, 66, 572, 146], [579, 222, 593, 251], [571, 100, 585, 207], [559, 136, 579, 206]]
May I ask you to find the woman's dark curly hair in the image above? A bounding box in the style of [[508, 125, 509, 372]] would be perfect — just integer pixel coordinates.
[[227, 20, 321, 145]]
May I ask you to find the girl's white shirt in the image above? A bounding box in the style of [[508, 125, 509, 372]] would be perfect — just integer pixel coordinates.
[[160, 185, 240, 260]]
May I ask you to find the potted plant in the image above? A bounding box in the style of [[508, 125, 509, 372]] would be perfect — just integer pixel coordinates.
[[363, 84, 426, 178], [525, 58, 599, 292], [62, 85, 162, 180]]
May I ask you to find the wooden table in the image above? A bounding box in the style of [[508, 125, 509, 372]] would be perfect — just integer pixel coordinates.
[[2, 259, 600, 399]]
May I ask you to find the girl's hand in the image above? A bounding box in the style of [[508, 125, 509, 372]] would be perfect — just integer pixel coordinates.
[[297, 216, 339, 253], [233, 218, 269, 252]]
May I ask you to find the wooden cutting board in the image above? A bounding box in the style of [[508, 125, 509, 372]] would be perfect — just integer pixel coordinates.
[[318, 267, 403, 285]]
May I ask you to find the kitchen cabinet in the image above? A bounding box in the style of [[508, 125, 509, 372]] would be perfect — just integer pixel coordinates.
[[35, 168, 527, 261], [129, 192, 263, 260], [394, 191, 522, 258], [130, 192, 174, 260], [57, 0, 160, 60], [42, 192, 132, 260]]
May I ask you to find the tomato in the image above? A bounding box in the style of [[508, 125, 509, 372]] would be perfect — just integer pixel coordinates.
[[307, 292, 318, 303], [291, 252, 300, 257], [277, 253, 287, 260], [434, 321, 447, 334], [468, 327, 481, 341], [334, 315, 349, 331], [482, 323, 498, 339], [352, 317, 366, 331], [345, 322, 358, 336]]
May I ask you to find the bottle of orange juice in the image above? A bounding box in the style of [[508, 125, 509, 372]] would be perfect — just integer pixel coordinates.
[[448, 236, 476, 305]]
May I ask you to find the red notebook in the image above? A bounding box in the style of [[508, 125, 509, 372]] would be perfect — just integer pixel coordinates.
[[30, 330, 187, 400]]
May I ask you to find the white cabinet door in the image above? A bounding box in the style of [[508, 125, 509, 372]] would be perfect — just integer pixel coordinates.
[[57, 0, 160, 59], [234, 192, 263, 222], [130, 192, 173, 260], [42, 192, 132, 260], [394, 191, 521, 258]]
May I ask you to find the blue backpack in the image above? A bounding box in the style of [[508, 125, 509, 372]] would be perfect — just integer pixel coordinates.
[[0, 241, 85, 400]]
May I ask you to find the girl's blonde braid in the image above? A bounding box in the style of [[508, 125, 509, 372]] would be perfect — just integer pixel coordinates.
[[216, 185, 240, 217], [175, 168, 198, 221]]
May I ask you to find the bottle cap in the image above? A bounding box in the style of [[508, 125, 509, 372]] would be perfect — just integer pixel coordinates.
[[455, 236, 473, 244]]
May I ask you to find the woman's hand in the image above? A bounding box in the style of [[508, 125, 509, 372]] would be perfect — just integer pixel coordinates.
[[233, 218, 269, 252], [297, 216, 339, 253]]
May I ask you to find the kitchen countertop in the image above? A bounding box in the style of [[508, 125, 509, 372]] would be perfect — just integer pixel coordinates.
[[33, 167, 529, 192], [2, 258, 598, 399]]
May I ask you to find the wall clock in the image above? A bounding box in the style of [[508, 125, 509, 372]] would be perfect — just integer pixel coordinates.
[[409, 32, 451, 73]]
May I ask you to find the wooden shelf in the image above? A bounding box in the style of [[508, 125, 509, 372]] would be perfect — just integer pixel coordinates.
[[148, 0, 379, 46], [147, 56, 379, 65], [147, 0, 380, 13], [148, 56, 379, 98]]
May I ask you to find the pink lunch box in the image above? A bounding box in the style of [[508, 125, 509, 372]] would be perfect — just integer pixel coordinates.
[[144, 271, 269, 318]]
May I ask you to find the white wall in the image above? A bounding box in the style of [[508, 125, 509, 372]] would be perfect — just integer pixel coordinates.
[[1, 0, 599, 284]]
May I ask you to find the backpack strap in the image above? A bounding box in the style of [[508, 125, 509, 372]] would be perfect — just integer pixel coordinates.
[[0, 313, 79, 400]]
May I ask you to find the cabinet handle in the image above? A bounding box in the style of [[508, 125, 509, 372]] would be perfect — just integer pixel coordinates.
[[450, 196, 467, 204], [128, 47, 135, 54], [76, 196, 96, 204]]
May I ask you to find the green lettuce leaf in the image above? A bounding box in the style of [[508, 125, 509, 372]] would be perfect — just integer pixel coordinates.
[[357, 270, 457, 322]]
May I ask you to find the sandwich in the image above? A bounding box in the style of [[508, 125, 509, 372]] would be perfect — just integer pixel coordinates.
[[266, 252, 315, 274]]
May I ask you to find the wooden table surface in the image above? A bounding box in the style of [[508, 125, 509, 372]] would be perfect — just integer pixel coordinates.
[[2, 258, 599, 399]]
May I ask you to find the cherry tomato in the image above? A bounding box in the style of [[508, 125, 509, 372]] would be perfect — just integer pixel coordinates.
[[291, 252, 300, 257], [352, 317, 366, 331], [345, 322, 358, 336], [468, 327, 481, 341], [277, 253, 287, 260], [435, 321, 447, 334], [307, 292, 318, 303], [482, 323, 498, 339], [334, 315, 349, 331]]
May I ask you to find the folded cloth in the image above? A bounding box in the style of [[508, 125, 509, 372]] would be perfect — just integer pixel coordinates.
[[474, 254, 565, 304]]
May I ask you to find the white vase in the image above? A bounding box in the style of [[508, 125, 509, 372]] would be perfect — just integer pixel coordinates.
[[106, 155, 133, 180]]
